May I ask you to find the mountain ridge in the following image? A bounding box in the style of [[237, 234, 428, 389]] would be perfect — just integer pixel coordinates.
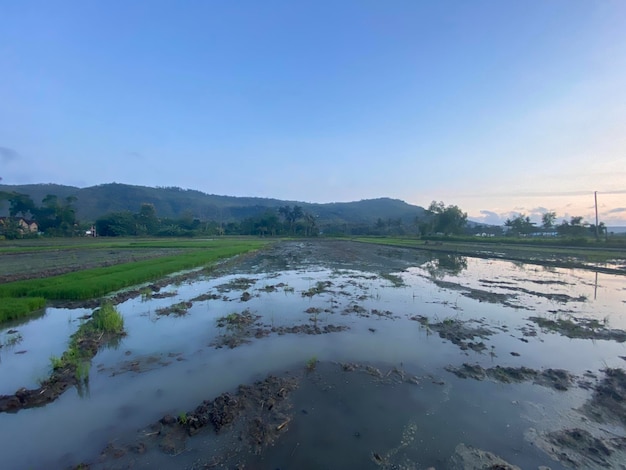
[[0, 183, 427, 227]]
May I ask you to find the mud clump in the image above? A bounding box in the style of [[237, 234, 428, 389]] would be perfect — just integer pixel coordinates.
[[212, 309, 348, 348], [491, 284, 586, 303], [449, 443, 521, 469], [338, 362, 423, 386], [95, 374, 299, 467], [430, 279, 519, 307], [216, 277, 257, 293], [411, 315, 495, 352], [580, 368, 626, 426], [529, 316, 626, 343], [151, 291, 177, 299], [527, 427, 626, 469], [190, 292, 220, 302], [155, 301, 192, 316], [302, 280, 333, 297], [344, 303, 368, 315], [446, 363, 575, 391], [212, 309, 263, 349], [273, 324, 349, 335]]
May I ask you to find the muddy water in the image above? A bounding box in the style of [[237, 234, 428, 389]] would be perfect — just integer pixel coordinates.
[[0, 240, 625, 469]]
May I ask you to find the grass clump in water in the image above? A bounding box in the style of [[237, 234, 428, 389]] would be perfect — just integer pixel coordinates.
[[306, 356, 318, 371], [49, 302, 124, 381], [92, 302, 125, 333], [156, 301, 192, 317]]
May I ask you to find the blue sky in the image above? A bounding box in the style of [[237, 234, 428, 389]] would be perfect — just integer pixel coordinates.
[[1, 0, 625, 225]]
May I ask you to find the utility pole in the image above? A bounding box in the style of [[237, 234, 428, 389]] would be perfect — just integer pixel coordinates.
[[594, 191, 599, 239]]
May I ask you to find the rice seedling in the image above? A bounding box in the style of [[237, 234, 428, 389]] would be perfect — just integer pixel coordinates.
[[0, 239, 266, 323]]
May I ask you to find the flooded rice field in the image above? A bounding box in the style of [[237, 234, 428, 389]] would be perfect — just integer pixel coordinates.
[[1, 240, 625, 469]]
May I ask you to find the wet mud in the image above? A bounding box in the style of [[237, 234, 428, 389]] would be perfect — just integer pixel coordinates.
[[211, 309, 349, 349], [445, 363, 575, 391], [528, 316, 626, 342], [90, 374, 299, 469], [526, 427, 626, 469], [524, 368, 626, 468], [580, 368, 626, 427], [411, 315, 497, 352], [449, 443, 521, 470], [430, 279, 521, 308]]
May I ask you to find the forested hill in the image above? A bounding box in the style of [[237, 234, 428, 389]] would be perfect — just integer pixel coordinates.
[[0, 183, 426, 225]]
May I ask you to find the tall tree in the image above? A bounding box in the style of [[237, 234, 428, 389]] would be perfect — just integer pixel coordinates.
[[136, 203, 159, 235], [504, 214, 535, 236], [8, 193, 35, 218], [426, 201, 468, 235], [541, 211, 556, 229]]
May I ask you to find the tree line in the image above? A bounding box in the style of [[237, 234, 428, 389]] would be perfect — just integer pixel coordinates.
[[0, 191, 79, 237], [503, 212, 607, 238], [95, 204, 319, 237], [0, 190, 617, 240]]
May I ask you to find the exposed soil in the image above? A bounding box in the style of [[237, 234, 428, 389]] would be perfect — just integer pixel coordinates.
[[337, 362, 423, 386], [211, 309, 349, 349], [523, 369, 626, 468], [445, 363, 575, 391], [411, 315, 495, 352], [528, 316, 626, 342], [151, 291, 178, 299], [449, 443, 521, 470], [429, 279, 521, 308], [343, 304, 396, 319], [479, 279, 585, 303], [580, 368, 626, 427], [215, 277, 257, 292], [90, 373, 299, 469], [526, 427, 626, 469]]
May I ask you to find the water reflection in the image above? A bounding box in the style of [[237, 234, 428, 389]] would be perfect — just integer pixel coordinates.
[[424, 253, 468, 279]]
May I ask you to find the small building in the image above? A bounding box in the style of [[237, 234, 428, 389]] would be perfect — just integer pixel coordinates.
[[0, 216, 39, 234]]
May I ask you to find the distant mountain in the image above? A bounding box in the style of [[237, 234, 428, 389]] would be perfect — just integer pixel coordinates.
[[0, 183, 426, 227]]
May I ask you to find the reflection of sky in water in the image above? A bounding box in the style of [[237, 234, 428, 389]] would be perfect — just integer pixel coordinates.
[[0, 257, 624, 469]]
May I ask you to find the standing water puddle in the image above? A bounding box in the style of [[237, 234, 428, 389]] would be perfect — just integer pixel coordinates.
[[0, 240, 625, 469]]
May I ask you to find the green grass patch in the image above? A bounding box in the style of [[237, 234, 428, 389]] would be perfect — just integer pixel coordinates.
[[0, 240, 266, 301], [0, 297, 46, 322], [0, 239, 268, 324]]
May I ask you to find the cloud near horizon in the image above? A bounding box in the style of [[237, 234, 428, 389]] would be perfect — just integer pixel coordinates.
[[606, 207, 626, 214], [0, 146, 20, 164]]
